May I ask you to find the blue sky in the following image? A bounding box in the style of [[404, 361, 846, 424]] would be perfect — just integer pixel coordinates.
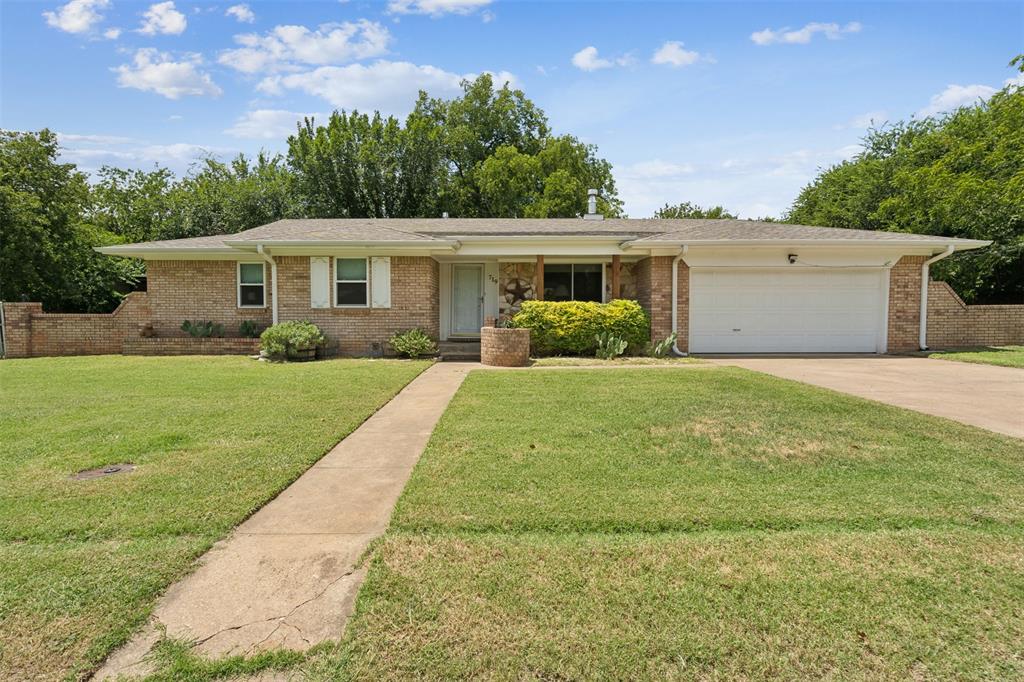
[[2, 0, 1021, 218]]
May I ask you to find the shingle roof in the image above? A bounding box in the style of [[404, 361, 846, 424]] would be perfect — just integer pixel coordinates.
[[628, 219, 985, 243], [226, 219, 444, 242], [98, 217, 990, 253]]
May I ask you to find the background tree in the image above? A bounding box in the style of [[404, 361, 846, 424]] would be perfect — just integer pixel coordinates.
[[1, 129, 130, 312], [786, 56, 1023, 304], [654, 202, 738, 219], [287, 75, 622, 218]]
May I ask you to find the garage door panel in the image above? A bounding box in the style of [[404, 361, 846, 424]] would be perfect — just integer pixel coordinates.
[[689, 268, 885, 353]]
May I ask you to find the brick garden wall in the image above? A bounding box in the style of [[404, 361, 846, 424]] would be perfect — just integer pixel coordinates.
[[275, 256, 440, 356], [2, 292, 151, 358], [926, 281, 1024, 347]]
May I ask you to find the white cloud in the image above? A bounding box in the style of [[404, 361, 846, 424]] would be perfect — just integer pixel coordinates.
[[43, 0, 109, 34], [751, 21, 861, 46], [225, 109, 322, 139], [617, 145, 858, 218], [918, 83, 997, 116], [225, 4, 255, 23], [387, 0, 491, 17], [57, 134, 236, 177], [103, 27, 121, 39], [219, 20, 391, 74], [651, 41, 700, 68], [113, 48, 222, 99], [258, 60, 514, 116], [1003, 72, 1024, 88], [571, 46, 635, 71], [138, 1, 187, 36]]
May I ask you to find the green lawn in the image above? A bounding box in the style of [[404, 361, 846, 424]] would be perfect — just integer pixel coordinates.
[[0, 355, 429, 681], [530, 356, 703, 366], [297, 368, 1024, 680], [927, 345, 1024, 368]]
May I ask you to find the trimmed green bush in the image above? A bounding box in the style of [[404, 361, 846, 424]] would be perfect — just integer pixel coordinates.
[[389, 328, 437, 359], [510, 300, 649, 356], [181, 320, 223, 338], [260, 321, 326, 360]]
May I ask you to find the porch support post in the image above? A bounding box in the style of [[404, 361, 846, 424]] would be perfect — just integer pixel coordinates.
[[611, 255, 621, 300], [535, 255, 544, 301]]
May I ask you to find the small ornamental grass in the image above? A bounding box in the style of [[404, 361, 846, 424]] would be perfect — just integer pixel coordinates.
[[510, 299, 649, 356], [389, 328, 437, 359], [259, 321, 326, 360]]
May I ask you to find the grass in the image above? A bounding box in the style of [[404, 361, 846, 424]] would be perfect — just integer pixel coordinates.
[[294, 368, 1024, 680], [530, 355, 703, 366], [926, 345, 1024, 368], [0, 355, 429, 681]]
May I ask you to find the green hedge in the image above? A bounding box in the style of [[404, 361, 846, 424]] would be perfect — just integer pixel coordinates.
[[510, 300, 650, 356]]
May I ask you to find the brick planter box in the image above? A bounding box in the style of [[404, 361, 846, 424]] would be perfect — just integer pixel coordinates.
[[480, 327, 530, 367], [123, 337, 260, 356]]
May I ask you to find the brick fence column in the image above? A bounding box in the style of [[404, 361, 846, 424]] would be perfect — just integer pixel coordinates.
[[1, 303, 42, 358]]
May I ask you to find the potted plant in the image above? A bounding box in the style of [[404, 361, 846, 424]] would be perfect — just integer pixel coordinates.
[[259, 321, 326, 361]]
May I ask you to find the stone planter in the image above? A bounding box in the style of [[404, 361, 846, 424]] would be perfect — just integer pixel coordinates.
[[480, 326, 530, 367]]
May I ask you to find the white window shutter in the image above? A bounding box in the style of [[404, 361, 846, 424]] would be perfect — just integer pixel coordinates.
[[309, 257, 330, 308], [370, 257, 391, 308]]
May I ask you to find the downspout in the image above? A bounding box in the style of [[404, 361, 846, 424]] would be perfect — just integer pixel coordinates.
[[919, 245, 954, 350], [671, 245, 689, 356], [256, 244, 279, 325]]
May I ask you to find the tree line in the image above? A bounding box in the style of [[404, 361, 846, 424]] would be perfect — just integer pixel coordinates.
[[2, 60, 1021, 313], [1, 75, 620, 313]]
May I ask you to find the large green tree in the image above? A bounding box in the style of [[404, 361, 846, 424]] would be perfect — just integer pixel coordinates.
[[787, 57, 1024, 304], [287, 74, 622, 218], [1, 129, 132, 312]]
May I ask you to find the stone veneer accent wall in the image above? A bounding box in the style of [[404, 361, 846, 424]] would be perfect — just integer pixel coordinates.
[[275, 255, 439, 356], [147, 260, 272, 337], [926, 280, 1024, 347], [498, 262, 537, 318]]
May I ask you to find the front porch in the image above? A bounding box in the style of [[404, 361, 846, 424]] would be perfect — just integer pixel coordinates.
[[437, 254, 643, 341]]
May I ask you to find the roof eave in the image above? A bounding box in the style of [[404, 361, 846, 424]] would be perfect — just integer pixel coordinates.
[[622, 238, 992, 250], [95, 245, 237, 257]]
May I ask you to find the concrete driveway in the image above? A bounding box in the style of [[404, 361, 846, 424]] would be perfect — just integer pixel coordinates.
[[709, 355, 1024, 439]]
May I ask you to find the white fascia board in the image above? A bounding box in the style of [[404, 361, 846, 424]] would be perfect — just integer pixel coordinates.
[[94, 246, 240, 259], [624, 238, 991, 250]]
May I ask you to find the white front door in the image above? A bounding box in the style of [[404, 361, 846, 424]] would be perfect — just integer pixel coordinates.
[[451, 264, 484, 335], [689, 268, 888, 353]]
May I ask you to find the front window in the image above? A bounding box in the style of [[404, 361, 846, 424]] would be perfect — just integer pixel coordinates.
[[238, 263, 265, 307], [544, 263, 603, 302], [336, 258, 368, 306]]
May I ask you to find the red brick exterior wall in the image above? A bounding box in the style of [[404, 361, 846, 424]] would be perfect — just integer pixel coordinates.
[[275, 256, 440, 356], [635, 256, 676, 346], [1, 293, 151, 358], [887, 256, 926, 352], [123, 337, 261, 355], [480, 327, 530, 366], [147, 260, 272, 337], [926, 281, 1024, 347]]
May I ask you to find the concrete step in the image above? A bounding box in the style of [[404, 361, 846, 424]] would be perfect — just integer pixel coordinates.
[[439, 341, 481, 362]]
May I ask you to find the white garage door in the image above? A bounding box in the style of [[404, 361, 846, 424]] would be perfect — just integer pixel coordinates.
[[689, 269, 887, 353]]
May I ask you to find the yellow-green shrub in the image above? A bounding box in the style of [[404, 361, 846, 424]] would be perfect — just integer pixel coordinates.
[[510, 299, 649, 355]]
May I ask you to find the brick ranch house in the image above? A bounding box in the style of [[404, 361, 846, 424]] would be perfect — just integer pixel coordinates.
[[4, 212, 1022, 358]]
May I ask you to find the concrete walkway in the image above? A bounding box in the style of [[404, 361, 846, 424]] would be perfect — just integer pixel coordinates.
[[94, 362, 473, 680], [710, 356, 1024, 438]]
